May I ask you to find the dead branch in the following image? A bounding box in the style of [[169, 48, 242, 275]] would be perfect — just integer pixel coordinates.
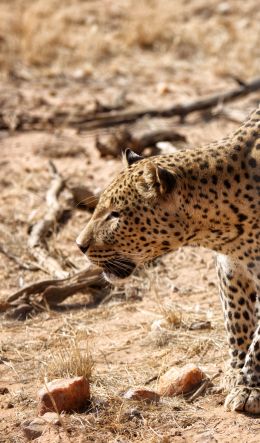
[[2, 161, 108, 317], [4, 264, 109, 319], [28, 161, 64, 248], [3, 161, 106, 315], [28, 248, 68, 279], [1, 78, 259, 132], [6, 264, 107, 307], [81, 77, 260, 129], [95, 127, 186, 158], [28, 161, 68, 278]]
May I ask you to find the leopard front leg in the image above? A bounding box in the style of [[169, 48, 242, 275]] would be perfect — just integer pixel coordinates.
[[216, 254, 260, 414], [225, 327, 260, 414]]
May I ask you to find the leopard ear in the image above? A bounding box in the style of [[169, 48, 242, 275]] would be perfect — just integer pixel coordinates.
[[124, 148, 143, 166], [137, 162, 176, 198]]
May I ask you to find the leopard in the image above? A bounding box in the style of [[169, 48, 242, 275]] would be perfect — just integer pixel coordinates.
[[77, 106, 260, 414]]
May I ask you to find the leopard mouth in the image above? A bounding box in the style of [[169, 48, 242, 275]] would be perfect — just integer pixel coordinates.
[[102, 257, 136, 280]]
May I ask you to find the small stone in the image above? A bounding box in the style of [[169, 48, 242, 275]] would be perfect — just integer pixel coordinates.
[[6, 401, 14, 409], [124, 407, 142, 420], [158, 364, 205, 397], [123, 388, 160, 403], [151, 318, 168, 331], [157, 82, 171, 95], [72, 68, 85, 79], [38, 376, 90, 415], [189, 321, 211, 330], [0, 387, 9, 395], [22, 418, 45, 440], [156, 142, 178, 154], [217, 2, 231, 14], [42, 412, 60, 425]]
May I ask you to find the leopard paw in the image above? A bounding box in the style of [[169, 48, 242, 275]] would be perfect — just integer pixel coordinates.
[[221, 366, 242, 390], [224, 386, 260, 414]]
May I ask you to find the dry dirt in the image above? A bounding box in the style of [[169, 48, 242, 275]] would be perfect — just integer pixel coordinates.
[[0, 1, 260, 442]]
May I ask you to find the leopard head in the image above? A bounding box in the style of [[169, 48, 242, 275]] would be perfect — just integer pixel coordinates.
[[76, 149, 184, 282]]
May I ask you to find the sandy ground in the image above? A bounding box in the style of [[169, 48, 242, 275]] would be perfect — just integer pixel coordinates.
[[0, 1, 260, 442]]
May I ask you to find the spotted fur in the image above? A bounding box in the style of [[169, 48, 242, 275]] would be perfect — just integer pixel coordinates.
[[77, 106, 260, 414]]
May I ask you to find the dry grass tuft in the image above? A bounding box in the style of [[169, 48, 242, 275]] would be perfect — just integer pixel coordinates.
[[159, 302, 183, 328], [42, 337, 93, 381], [0, 0, 259, 78]]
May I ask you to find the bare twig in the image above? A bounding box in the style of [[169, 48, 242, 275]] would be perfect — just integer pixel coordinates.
[[28, 248, 68, 279], [187, 372, 220, 402]]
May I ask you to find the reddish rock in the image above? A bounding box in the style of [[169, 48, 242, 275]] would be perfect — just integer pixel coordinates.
[[123, 388, 160, 403], [158, 364, 205, 397], [38, 376, 90, 415]]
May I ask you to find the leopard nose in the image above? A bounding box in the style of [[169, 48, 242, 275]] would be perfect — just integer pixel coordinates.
[[76, 240, 90, 255]]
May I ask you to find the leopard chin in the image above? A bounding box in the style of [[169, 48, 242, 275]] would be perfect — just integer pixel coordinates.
[[102, 257, 136, 283]]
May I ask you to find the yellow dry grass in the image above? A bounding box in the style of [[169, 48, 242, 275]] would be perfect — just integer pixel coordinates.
[[42, 336, 94, 381], [0, 0, 259, 79]]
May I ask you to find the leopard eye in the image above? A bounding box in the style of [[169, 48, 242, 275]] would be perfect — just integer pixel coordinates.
[[111, 211, 120, 218], [105, 211, 120, 221]]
